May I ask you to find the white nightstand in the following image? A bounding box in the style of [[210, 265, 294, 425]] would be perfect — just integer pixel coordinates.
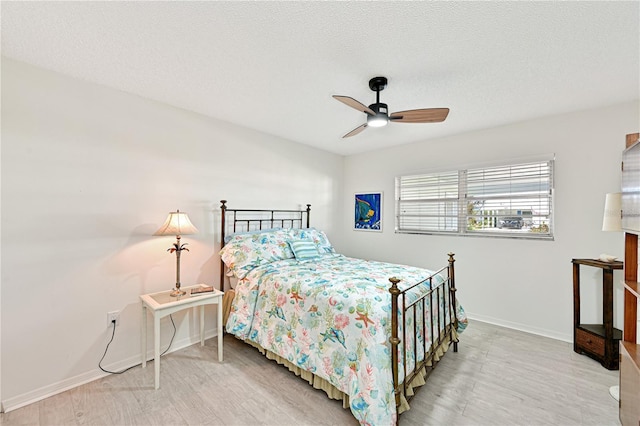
[[140, 284, 224, 389]]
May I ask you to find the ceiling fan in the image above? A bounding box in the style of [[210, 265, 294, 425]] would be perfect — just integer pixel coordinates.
[[333, 76, 449, 138]]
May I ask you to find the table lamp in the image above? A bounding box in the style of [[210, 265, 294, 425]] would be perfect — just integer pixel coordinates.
[[602, 192, 622, 232], [154, 210, 199, 296], [600, 192, 622, 263]]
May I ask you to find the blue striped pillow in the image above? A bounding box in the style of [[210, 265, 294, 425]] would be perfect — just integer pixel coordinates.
[[289, 239, 320, 261]]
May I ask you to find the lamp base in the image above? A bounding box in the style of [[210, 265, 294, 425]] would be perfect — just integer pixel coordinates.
[[170, 288, 186, 297]]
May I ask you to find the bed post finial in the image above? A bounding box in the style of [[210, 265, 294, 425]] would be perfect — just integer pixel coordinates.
[[388, 277, 402, 410], [306, 204, 311, 228]]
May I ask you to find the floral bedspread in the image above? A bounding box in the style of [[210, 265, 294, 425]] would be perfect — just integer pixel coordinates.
[[226, 254, 466, 426]]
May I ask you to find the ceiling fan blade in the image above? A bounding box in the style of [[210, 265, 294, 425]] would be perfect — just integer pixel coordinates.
[[343, 123, 368, 138], [333, 95, 376, 116], [390, 108, 449, 123]]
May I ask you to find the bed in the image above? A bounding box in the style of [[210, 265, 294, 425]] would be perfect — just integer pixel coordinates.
[[217, 200, 466, 425]]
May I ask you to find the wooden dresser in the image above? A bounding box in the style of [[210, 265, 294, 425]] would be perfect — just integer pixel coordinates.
[[620, 132, 640, 425]]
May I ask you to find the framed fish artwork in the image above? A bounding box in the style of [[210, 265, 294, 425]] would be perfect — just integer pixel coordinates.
[[354, 192, 382, 231]]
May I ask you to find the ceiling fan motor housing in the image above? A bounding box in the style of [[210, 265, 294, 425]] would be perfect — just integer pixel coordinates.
[[367, 102, 389, 127]]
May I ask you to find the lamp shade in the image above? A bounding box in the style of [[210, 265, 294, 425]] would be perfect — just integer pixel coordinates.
[[602, 192, 622, 232], [154, 210, 199, 236]]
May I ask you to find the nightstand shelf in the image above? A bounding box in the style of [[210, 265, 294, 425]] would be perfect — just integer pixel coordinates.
[[572, 258, 623, 370]]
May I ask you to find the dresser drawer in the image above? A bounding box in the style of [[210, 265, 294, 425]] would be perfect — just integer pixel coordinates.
[[576, 328, 605, 356]]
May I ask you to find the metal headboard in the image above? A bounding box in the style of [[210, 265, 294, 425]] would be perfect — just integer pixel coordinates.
[[219, 200, 311, 290]]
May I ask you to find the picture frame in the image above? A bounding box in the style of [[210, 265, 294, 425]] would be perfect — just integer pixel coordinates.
[[354, 192, 383, 231]]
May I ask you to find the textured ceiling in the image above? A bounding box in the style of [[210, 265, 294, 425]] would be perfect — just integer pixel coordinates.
[[2, 1, 639, 156]]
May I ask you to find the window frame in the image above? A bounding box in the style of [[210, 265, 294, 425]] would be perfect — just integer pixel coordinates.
[[395, 157, 555, 240]]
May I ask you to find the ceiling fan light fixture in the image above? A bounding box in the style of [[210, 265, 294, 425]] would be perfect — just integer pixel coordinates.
[[367, 102, 389, 127], [367, 114, 389, 127]]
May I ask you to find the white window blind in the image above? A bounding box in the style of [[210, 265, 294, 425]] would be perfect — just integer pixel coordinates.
[[396, 159, 554, 239]]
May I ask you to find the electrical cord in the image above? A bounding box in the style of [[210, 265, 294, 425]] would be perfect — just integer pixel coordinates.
[[98, 314, 177, 375]]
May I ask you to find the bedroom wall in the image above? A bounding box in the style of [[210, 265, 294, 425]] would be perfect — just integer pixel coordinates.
[[341, 101, 639, 342], [0, 58, 344, 410]]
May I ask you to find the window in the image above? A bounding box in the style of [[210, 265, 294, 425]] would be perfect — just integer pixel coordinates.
[[395, 159, 554, 239]]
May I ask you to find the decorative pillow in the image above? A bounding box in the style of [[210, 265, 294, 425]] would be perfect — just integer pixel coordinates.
[[289, 239, 321, 261], [288, 228, 336, 255], [220, 229, 294, 279]]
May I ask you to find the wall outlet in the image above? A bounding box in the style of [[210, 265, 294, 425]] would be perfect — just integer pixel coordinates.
[[107, 311, 120, 327]]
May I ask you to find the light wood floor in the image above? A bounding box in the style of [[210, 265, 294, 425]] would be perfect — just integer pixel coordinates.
[[1, 320, 620, 425]]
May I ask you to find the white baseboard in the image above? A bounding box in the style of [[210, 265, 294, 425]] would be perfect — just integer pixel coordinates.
[[466, 312, 572, 343], [1, 329, 219, 413]]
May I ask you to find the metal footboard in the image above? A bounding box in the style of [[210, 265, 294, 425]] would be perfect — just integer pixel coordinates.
[[389, 253, 459, 416]]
